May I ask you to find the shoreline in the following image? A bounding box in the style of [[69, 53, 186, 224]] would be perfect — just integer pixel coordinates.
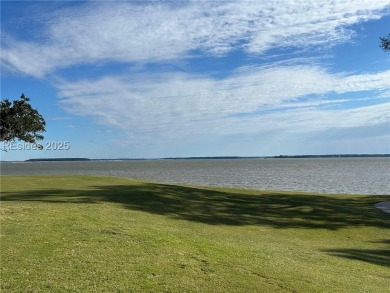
[[1, 173, 389, 196]]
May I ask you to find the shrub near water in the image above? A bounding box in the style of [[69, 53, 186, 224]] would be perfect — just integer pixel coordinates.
[[1, 175, 389, 292]]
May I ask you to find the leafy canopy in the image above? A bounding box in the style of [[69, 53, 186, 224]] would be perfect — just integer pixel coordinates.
[[379, 34, 390, 52], [1, 94, 46, 147]]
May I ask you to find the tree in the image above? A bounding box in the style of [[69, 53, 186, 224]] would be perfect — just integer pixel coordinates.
[[379, 34, 390, 52], [1, 94, 46, 149]]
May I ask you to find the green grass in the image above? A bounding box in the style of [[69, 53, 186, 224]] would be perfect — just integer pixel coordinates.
[[1, 175, 389, 292]]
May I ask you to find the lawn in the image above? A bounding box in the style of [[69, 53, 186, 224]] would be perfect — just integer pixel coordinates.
[[1, 175, 389, 292]]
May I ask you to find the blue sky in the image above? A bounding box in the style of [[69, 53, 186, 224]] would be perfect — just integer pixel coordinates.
[[1, 0, 389, 160]]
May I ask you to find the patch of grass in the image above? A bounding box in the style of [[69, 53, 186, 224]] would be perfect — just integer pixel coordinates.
[[1, 175, 389, 292]]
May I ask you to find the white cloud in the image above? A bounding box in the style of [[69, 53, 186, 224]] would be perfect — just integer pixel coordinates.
[[56, 65, 390, 142], [1, 0, 388, 77]]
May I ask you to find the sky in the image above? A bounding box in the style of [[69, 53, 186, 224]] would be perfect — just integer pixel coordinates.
[[1, 0, 389, 160]]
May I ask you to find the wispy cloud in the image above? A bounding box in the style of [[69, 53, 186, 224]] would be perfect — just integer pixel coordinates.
[[1, 0, 388, 77], [56, 64, 390, 142], [47, 116, 73, 121]]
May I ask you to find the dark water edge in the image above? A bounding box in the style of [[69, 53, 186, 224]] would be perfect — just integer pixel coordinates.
[[1, 158, 389, 195]]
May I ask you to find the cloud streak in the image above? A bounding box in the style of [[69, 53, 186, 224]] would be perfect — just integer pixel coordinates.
[[56, 65, 390, 142], [2, 0, 388, 77]]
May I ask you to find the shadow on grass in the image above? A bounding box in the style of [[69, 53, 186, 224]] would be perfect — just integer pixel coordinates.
[[323, 239, 390, 267], [1, 181, 389, 229]]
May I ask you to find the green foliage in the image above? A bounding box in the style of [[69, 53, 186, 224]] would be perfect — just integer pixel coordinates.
[[380, 34, 390, 52], [0, 94, 46, 148]]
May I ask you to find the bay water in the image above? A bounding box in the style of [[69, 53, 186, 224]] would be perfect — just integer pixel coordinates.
[[1, 158, 389, 195]]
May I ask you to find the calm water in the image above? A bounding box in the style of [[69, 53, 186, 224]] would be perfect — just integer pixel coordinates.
[[1, 158, 389, 195]]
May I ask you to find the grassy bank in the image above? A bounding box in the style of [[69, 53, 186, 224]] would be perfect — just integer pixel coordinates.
[[1, 175, 389, 292]]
